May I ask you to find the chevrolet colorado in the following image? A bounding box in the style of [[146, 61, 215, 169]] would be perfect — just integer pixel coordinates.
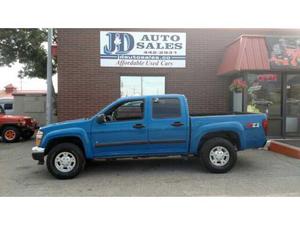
[[32, 94, 267, 179]]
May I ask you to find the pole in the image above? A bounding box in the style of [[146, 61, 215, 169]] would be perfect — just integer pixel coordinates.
[[141, 76, 143, 96], [46, 28, 53, 125]]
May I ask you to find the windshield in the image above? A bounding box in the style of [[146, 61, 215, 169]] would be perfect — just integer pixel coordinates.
[[0, 105, 5, 114]]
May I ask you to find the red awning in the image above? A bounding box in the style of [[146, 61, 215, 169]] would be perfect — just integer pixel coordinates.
[[217, 35, 271, 76]]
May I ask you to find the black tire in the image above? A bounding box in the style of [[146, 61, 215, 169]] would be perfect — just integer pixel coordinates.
[[46, 143, 86, 179], [1, 126, 20, 143], [21, 130, 35, 140], [199, 137, 237, 173]]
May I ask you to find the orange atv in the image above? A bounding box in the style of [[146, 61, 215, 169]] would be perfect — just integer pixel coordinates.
[[0, 105, 38, 143]]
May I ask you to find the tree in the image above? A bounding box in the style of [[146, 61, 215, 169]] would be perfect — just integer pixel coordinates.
[[0, 28, 58, 118], [0, 28, 57, 79]]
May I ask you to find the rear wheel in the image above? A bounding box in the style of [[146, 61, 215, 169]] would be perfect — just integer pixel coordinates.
[[46, 143, 86, 179], [199, 137, 237, 173], [1, 126, 20, 143]]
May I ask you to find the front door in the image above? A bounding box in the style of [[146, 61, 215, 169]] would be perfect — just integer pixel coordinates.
[[148, 97, 189, 154], [285, 74, 300, 136], [91, 99, 148, 157]]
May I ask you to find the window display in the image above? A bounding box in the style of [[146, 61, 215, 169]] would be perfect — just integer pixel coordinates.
[[246, 74, 282, 116]]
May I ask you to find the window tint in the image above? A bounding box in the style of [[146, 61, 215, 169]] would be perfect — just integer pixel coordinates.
[[4, 103, 13, 110], [107, 100, 144, 122], [152, 98, 181, 119]]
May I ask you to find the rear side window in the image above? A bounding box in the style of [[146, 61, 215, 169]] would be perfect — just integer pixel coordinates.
[[152, 98, 181, 119], [4, 103, 13, 110]]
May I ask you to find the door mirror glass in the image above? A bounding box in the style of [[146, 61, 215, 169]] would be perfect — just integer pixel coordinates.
[[96, 114, 106, 124]]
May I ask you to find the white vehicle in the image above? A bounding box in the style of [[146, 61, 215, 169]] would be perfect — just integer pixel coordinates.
[[0, 98, 14, 115]]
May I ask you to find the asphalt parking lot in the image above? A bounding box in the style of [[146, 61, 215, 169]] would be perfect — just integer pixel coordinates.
[[1, 139, 300, 196]]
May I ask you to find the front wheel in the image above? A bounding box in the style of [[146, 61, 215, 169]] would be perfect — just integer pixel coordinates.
[[46, 143, 86, 179], [199, 137, 237, 173], [1, 126, 20, 143]]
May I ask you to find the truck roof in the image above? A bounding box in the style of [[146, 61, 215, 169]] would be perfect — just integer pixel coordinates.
[[119, 94, 185, 101]]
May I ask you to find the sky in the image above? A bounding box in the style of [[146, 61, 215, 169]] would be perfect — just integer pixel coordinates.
[[0, 62, 57, 92]]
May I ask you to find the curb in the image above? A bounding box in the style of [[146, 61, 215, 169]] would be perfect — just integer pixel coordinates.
[[268, 140, 300, 159]]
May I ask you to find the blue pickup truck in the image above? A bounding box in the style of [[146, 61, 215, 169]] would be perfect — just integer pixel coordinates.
[[32, 94, 267, 179]]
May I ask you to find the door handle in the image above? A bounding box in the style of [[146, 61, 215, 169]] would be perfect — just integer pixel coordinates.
[[133, 123, 145, 129], [171, 122, 184, 127]]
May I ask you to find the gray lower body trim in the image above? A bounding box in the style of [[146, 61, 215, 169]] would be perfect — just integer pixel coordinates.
[[95, 139, 186, 148]]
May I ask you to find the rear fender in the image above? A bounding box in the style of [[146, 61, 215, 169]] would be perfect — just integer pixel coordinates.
[[190, 122, 246, 154]]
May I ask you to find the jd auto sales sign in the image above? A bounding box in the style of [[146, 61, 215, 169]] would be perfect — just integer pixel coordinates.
[[100, 31, 186, 68]]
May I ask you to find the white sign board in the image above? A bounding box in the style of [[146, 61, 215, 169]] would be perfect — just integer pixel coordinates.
[[100, 31, 186, 68]]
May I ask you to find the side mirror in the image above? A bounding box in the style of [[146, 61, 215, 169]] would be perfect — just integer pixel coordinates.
[[96, 114, 106, 124]]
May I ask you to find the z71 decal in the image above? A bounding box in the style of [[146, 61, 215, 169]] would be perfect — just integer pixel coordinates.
[[246, 122, 260, 128]]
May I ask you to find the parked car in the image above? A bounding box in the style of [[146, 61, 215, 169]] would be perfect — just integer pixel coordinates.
[[32, 94, 268, 179], [0, 105, 38, 143]]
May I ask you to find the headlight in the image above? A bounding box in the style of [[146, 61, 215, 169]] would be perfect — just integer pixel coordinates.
[[35, 130, 43, 146]]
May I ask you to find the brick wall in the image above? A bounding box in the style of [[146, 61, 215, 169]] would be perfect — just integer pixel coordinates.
[[57, 28, 300, 121]]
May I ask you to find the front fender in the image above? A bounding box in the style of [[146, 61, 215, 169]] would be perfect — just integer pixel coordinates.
[[190, 121, 246, 153], [40, 128, 93, 158]]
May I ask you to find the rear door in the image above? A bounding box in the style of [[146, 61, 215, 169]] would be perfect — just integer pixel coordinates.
[[147, 97, 189, 154]]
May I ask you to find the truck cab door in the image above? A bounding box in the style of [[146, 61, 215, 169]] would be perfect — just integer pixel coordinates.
[[91, 98, 149, 158], [147, 97, 189, 155]]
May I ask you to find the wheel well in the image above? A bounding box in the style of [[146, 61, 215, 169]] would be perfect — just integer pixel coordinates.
[[44, 136, 85, 156], [198, 131, 240, 151], [0, 124, 19, 134]]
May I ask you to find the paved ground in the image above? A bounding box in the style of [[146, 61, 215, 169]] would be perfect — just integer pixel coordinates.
[[1, 140, 300, 196]]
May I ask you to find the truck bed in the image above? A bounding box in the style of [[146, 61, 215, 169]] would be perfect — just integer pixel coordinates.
[[190, 112, 256, 117], [189, 112, 267, 152]]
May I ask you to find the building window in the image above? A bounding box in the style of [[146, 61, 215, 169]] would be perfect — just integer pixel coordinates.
[[246, 73, 282, 116], [120, 76, 165, 97], [245, 73, 282, 137]]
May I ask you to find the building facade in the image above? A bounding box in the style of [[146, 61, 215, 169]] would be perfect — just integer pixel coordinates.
[[57, 28, 300, 137]]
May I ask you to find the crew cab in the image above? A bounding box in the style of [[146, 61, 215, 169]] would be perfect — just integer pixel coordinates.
[[0, 105, 38, 143], [32, 94, 267, 179]]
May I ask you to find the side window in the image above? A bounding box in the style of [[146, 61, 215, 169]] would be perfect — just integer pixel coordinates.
[[152, 98, 181, 119], [4, 103, 13, 110], [0, 105, 4, 114], [106, 100, 144, 122]]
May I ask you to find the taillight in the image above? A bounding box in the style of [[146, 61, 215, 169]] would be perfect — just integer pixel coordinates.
[[262, 119, 268, 135]]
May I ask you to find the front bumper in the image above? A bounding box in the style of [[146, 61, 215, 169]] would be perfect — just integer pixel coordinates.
[[23, 124, 39, 132], [32, 146, 45, 164]]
